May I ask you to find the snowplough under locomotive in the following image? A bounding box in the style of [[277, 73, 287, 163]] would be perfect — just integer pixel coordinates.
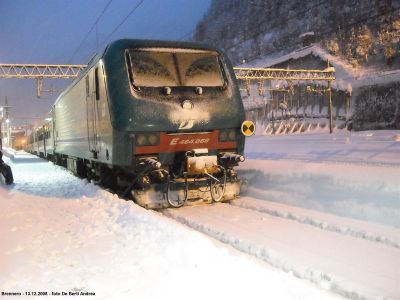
[[27, 39, 249, 208]]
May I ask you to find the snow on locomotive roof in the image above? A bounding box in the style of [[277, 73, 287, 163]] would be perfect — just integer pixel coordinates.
[[134, 47, 218, 53]]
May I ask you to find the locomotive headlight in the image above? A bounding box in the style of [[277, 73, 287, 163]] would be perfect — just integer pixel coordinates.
[[219, 129, 236, 142], [228, 130, 236, 140], [148, 134, 159, 145], [219, 131, 228, 141], [136, 135, 147, 146], [135, 133, 160, 146]]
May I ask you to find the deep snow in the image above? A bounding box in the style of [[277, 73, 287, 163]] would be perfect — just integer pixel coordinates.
[[0, 129, 399, 299], [165, 201, 400, 300], [242, 129, 400, 228], [164, 129, 400, 299], [0, 152, 341, 300]]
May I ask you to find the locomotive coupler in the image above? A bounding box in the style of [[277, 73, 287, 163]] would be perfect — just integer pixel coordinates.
[[184, 149, 229, 203], [186, 148, 219, 176]]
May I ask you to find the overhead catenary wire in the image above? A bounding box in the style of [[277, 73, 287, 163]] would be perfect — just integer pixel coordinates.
[[222, 0, 330, 52], [67, 0, 114, 64], [98, 0, 145, 49], [177, 29, 196, 41]]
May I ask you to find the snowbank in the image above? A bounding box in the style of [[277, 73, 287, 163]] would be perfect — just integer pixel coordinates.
[[241, 130, 400, 228]]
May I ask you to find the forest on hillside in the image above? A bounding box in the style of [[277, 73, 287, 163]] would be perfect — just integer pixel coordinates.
[[194, 0, 400, 68]]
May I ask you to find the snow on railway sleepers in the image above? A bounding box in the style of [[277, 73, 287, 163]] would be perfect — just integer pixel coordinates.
[[164, 203, 400, 299], [240, 159, 400, 228], [0, 154, 343, 299], [231, 196, 400, 248], [241, 131, 400, 229]]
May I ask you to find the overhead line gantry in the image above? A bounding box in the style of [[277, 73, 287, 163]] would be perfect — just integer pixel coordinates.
[[0, 63, 87, 97], [233, 67, 335, 81], [0, 64, 86, 79], [233, 66, 336, 133]]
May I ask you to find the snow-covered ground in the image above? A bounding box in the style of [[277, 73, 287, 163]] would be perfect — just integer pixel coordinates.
[[165, 201, 400, 300], [1, 129, 399, 300], [0, 151, 341, 299], [243, 129, 400, 228], [242, 129, 400, 298], [166, 129, 400, 300]]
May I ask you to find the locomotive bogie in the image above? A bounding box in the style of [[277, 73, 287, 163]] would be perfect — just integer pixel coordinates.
[[132, 180, 241, 209]]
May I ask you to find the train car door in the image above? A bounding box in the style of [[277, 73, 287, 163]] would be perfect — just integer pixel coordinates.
[[86, 68, 99, 158]]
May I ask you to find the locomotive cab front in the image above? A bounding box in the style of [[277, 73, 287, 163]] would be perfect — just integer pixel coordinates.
[[106, 43, 246, 208]]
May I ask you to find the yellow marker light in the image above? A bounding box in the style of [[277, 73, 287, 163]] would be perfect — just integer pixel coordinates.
[[241, 120, 256, 137]]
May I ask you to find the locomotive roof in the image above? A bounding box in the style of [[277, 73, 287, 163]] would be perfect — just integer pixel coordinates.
[[55, 39, 221, 103]]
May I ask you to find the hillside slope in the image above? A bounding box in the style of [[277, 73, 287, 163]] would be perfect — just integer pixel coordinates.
[[194, 0, 400, 69]]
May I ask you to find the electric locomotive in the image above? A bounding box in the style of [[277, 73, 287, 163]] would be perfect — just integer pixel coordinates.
[[28, 39, 248, 208]]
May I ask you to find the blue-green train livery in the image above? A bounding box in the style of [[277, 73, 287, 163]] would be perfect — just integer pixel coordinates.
[[27, 39, 247, 208]]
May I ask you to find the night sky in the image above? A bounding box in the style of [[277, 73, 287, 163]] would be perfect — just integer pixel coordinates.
[[0, 0, 210, 126]]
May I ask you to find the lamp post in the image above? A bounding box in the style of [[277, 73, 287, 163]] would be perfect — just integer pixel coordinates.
[[1, 97, 12, 149], [5, 118, 10, 148]]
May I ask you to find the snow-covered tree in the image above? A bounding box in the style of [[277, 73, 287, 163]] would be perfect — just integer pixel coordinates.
[[355, 25, 373, 63], [194, 0, 399, 68], [377, 19, 400, 65]]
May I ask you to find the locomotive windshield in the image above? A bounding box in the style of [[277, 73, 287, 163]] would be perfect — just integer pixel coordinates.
[[126, 48, 226, 87]]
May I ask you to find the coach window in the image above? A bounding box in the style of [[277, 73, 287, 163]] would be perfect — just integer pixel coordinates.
[[95, 68, 100, 100]]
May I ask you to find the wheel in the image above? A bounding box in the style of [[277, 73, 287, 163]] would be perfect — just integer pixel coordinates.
[[99, 166, 116, 188], [210, 168, 226, 202], [210, 180, 225, 202], [166, 176, 188, 208]]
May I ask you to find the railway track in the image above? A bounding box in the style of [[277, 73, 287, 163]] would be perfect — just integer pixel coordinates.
[[232, 197, 400, 249], [7, 151, 399, 298], [163, 198, 400, 300]]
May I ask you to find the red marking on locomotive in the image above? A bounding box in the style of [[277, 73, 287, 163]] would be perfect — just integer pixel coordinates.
[[135, 131, 236, 154], [169, 137, 210, 146]]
